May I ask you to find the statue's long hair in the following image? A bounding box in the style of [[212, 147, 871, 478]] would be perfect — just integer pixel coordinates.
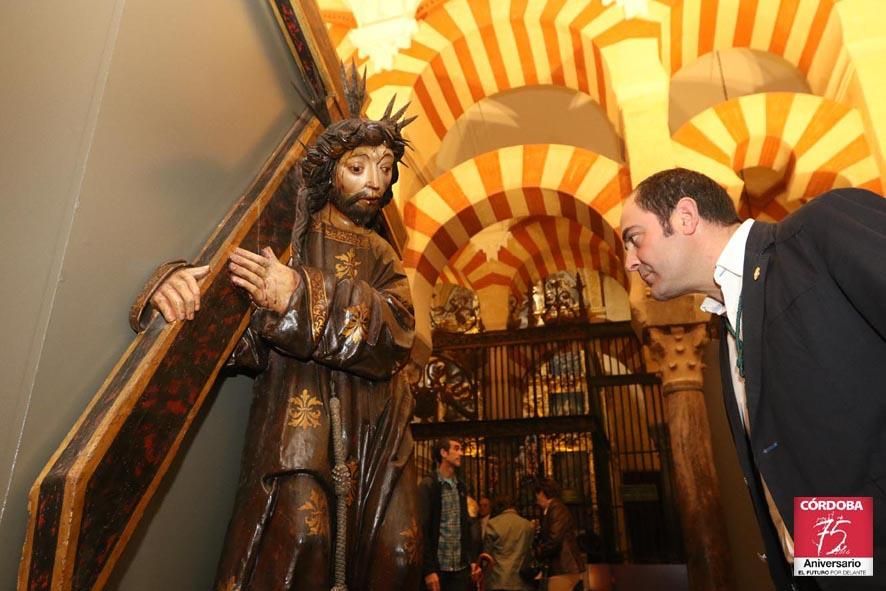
[[288, 63, 416, 265]]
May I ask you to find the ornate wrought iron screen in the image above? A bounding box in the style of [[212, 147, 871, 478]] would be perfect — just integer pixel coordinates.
[[411, 321, 684, 564]]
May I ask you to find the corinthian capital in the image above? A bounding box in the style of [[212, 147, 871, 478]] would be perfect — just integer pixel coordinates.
[[644, 324, 709, 394]]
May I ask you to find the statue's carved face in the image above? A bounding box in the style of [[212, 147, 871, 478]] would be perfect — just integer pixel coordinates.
[[332, 144, 394, 227]]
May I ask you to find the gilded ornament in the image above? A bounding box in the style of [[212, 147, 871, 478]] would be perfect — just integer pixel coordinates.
[[335, 249, 361, 280], [304, 267, 329, 339], [287, 389, 323, 429], [311, 218, 369, 247], [298, 488, 329, 537], [346, 458, 358, 507], [400, 518, 420, 565], [342, 303, 370, 342]]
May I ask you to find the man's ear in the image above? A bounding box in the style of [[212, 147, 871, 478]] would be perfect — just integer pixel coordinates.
[[674, 196, 701, 235]]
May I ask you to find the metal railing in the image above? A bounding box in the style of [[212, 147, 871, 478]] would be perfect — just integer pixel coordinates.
[[411, 321, 684, 564]]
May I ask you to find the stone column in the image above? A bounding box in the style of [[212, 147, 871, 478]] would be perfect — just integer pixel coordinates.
[[644, 321, 731, 591]]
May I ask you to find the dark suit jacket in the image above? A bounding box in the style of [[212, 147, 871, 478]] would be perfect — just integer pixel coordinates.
[[535, 498, 585, 576], [719, 188, 886, 590]]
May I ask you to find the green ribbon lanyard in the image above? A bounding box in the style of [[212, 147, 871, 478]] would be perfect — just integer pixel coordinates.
[[723, 296, 745, 378]]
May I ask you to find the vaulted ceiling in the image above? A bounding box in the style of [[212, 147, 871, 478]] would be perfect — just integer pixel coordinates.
[[316, 0, 883, 343]]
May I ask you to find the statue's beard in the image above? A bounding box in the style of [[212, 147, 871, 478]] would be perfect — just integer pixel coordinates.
[[330, 186, 383, 227]]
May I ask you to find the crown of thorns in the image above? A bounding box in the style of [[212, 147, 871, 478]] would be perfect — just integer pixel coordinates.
[[299, 61, 415, 170], [340, 60, 417, 130]]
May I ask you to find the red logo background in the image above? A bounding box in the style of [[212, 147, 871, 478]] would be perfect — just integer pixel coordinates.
[[794, 497, 873, 558]]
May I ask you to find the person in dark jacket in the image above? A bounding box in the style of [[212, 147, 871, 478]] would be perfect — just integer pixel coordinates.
[[419, 438, 481, 591], [532, 479, 585, 579], [621, 168, 886, 590]]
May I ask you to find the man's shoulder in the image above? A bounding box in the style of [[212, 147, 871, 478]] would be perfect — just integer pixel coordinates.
[[494, 511, 532, 526], [489, 512, 511, 523], [778, 187, 885, 241], [815, 187, 881, 205], [419, 473, 447, 494], [787, 188, 882, 222], [548, 498, 569, 516]]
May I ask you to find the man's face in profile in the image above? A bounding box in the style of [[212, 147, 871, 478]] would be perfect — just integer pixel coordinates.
[[332, 144, 394, 227], [441, 440, 463, 469], [620, 194, 694, 301]]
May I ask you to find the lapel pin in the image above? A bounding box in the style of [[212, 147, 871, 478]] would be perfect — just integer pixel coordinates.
[[753, 266, 761, 281]]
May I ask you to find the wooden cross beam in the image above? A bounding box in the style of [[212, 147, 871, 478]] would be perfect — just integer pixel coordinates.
[[17, 2, 356, 589]]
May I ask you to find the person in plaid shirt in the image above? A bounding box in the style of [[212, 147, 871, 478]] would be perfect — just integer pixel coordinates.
[[419, 438, 481, 590]]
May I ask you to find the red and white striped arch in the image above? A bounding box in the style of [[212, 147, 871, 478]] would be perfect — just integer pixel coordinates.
[[404, 143, 629, 340], [325, 0, 843, 181], [673, 92, 882, 221], [331, 0, 842, 85], [437, 216, 627, 297], [438, 241, 489, 290], [499, 216, 628, 297], [357, 1, 661, 177], [405, 144, 627, 290], [663, 0, 840, 87]]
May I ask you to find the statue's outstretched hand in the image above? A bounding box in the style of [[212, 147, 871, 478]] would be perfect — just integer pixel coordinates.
[[229, 247, 300, 314], [150, 265, 210, 322]]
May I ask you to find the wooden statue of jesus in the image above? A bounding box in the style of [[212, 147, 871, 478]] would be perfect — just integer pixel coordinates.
[[135, 67, 421, 591]]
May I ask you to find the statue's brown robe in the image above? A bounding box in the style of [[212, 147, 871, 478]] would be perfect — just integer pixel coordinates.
[[214, 214, 420, 591]]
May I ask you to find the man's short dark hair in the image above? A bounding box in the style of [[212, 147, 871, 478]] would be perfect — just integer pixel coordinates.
[[633, 168, 740, 235], [532, 478, 561, 499], [431, 438, 460, 465]]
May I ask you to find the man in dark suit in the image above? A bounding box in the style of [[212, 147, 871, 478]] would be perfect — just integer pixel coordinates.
[[619, 167, 886, 590]]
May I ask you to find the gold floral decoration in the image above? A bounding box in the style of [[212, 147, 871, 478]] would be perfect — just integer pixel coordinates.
[[304, 267, 329, 341], [298, 488, 329, 537], [287, 389, 323, 430], [218, 577, 240, 591], [334, 249, 361, 280], [311, 218, 369, 248], [400, 518, 420, 564], [342, 303, 370, 342]]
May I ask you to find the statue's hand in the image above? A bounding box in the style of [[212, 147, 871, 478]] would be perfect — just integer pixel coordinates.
[[229, 247, 300, 314], [150, 266, 210, 322]]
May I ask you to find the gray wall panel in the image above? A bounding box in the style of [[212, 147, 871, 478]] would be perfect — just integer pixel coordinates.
[[0, 0, 305, 587]]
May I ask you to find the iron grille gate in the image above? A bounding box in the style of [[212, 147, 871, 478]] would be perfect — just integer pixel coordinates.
[[410, 321, 685, 564]]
